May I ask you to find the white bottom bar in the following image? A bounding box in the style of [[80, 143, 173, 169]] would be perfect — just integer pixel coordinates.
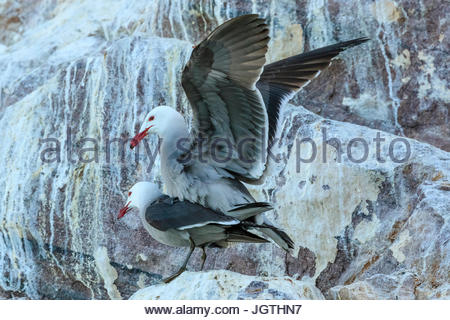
[[0, 300, 448, 320]]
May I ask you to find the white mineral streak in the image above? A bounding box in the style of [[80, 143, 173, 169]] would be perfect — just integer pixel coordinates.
[[389, 230, 411, 263], [273, 119, 382, 278], [372, 0, 404, 133], [93, 246, 122, 300], [354, 215, 380, 244], [343, 93, 391, 121]]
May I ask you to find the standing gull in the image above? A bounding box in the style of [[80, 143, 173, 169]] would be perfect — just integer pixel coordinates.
[[118, 182, 293, 282], [129, 15, 367, 217]]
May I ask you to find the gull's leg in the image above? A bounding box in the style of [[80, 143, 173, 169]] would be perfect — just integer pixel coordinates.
[[163, 238, 195, 283], [200, 246, 207, 271]]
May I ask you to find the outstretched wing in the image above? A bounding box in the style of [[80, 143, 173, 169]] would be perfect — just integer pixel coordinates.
[[181, 14, 270, 180], [257, 37, 369, 143]]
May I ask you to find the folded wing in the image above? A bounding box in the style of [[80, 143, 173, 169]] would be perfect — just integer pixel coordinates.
[[146, 196, 239, 231]]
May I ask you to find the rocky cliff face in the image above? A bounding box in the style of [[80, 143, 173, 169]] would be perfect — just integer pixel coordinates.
[[0, 0, 448, 299]]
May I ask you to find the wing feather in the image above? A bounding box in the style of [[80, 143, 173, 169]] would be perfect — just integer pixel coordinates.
[[257, 37, 369, 143], [146, 197, 239, 231]]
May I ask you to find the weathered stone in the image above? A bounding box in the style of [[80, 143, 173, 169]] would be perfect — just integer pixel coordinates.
[[130, 270, 324, 300]]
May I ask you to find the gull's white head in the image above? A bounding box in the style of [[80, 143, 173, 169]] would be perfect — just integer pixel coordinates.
[[130, 106, 186, 149], [117, 182, 162, 219]]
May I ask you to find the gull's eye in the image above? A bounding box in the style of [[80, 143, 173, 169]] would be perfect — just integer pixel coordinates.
[[128, 191, 132, 196], [148, 115, 155, 121]]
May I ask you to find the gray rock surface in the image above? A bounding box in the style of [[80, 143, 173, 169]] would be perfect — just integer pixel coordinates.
[[0, 0, 448, 299], [130, 271, 323, 300]]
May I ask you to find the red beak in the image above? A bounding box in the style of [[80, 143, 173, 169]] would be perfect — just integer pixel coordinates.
[[118, 201, 131, 219], [130, 126, 151, 149]]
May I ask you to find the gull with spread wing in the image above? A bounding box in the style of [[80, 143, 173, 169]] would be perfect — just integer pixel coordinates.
[[129, 15, 368, 234]]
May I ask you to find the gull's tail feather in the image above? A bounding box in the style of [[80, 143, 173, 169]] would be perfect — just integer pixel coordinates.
[[226, 226, 270, 244], [227, 201, 294, 252]]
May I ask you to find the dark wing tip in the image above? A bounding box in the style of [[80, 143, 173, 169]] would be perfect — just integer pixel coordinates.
[[228, 202, 273, 212], [241, 221, 295, 250], [227, 13, 263, 23], [279, 230, 295, 250], [262, 224, 295, 250]]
